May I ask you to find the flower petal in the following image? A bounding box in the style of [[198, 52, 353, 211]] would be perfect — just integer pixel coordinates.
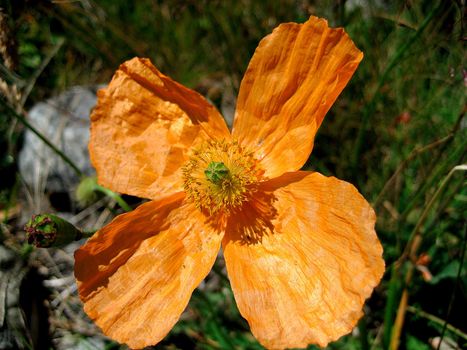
[[223, 171, 384, 349], [74, 192, 223, 349], [233, 17, 363, 178], [90, 57, 230, 199]]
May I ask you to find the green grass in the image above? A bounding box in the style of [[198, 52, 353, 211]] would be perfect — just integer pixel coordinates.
[[0, 0, 465, 349]]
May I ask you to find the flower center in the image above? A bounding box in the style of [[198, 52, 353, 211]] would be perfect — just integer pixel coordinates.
[[204, 161, 229, 184], [183, 140, 264, 214]]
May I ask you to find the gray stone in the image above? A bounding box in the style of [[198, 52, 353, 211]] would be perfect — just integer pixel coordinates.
[[18, 86, 99, 194]]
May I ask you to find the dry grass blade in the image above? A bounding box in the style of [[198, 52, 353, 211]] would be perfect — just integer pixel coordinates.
[[374, 134, 454, 208]]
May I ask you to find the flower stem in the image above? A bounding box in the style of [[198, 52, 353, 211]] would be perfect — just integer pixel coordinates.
[[4, 100, 132, 212], [94, 184, 132, 212], [3, 100, 83, 177]]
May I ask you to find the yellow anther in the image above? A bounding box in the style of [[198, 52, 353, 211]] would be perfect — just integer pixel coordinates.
[[182, 139, 264, 215]]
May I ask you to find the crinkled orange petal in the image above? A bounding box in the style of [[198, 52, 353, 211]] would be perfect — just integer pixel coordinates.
[[74, 192, 223, 349], [223, 171, 384, 349], [90, 57, 230, 199], [233, 16, 363, 179]]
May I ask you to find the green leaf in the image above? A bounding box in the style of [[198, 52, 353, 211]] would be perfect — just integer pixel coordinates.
[[430, 261, 463, 284]]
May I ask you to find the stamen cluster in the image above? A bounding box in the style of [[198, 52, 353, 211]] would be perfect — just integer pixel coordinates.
[[182, 139, 264, 214]]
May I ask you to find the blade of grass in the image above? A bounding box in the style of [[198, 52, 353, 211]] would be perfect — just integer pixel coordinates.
[[383, 264, 401, 349], [399, 107, 465, 218], [358, 316, 370, 350], [406, 306, 467, 342], [69, 2, 148, 57], [437, 222, 466, 349], [40, 5, 118, 65], [20, 37, 65, 107], [401, 164, 467, 260], [0, 62, 24, 86], [389, 259, 415, 350], [351, 1, 446, 183], [400, 138, 466, 225], [390, 164, 467, 350], [374, 134, 453, 208]]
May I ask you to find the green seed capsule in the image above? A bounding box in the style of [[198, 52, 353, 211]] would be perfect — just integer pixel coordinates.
[[204, 161, 229, 184]]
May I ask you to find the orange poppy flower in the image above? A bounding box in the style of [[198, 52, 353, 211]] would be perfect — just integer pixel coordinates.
[[74, 16, 384, 349]]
